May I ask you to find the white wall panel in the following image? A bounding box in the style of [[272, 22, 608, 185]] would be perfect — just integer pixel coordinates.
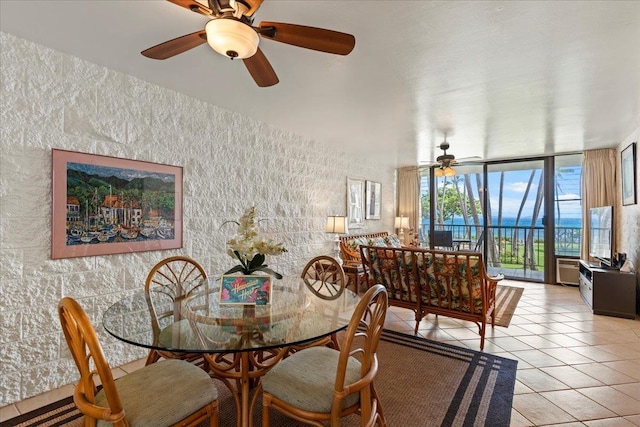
[[0, 32, 396, 405]]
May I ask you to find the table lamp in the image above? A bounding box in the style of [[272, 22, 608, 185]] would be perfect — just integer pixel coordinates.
[[326, 215, 347, 264], [394, 216, 409, 244]]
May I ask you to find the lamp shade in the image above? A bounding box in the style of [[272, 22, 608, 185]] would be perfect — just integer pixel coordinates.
[[326, 216, 347, 234], [444, 166, 456, 176], [434, 167, 444, 177], [205, 18, 259, 59], [394, 216, 409, 229]]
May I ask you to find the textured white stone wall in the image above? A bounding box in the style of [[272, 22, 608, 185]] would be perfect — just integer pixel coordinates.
[[616, 126, 640, 311], [0, 32, 396, 406]]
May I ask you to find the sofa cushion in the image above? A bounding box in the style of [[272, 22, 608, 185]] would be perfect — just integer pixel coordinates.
[[366, 248, 417, 302], [418, 254, 484, 313], [346, 236, 370, 252], [262, 346, 361, 413], [95, 359, 217, 427], [367, 236, 388, 247], [385, 234, 403, 248]]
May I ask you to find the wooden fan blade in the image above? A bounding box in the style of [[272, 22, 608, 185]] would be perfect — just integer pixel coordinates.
[[258, 22, 355, 55], [141, 31, 207, 59], [241, 0, 263, 17], [167, 0, 213, 16], [243, 48, 279, 87]]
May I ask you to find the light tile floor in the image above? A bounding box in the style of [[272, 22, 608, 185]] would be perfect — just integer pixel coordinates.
[[2, 280, 639, 426], [383, 279, 640, 426]]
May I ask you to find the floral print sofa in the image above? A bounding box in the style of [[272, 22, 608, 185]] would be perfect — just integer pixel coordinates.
[[359, 245, 502, 350]]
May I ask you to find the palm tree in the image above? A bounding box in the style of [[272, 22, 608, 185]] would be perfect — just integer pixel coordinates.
[[525, 172, 545, 270], [497, 172, 505, 258], [512, 170, 536, 263]]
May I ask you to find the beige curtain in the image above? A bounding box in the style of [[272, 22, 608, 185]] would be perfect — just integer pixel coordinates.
[[581, 148, 617, 260], [397, 167, 421, 233]]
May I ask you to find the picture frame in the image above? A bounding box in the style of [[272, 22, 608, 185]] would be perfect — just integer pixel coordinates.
[[51, 149, 183, 259], [220, 275, 271, 305], [347, 177, 364, 229], [621, 142, 637, 206], [365, 180, 381, 220]]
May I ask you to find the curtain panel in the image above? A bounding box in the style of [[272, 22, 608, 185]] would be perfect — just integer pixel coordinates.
[[397, 167, 421, 234], [581, 148, 617, 260]]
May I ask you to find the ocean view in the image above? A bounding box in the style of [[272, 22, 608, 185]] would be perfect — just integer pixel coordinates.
[[423, 216, 582, 228]]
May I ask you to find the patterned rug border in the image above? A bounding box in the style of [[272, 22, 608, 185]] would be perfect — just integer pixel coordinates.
[[1, 395, 81, 427], [381, 329, 518, 426], [495, 284, 524, 327], [1, 329, 518, 427]]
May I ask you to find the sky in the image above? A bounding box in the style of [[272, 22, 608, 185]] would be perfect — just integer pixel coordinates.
[[68, 162, 175, 183]]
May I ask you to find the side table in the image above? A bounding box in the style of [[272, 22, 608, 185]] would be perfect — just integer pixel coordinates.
[[342, 261, 365, 294]]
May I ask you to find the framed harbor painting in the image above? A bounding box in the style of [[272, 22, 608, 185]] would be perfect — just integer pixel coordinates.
[[51, 149, 183, 259]]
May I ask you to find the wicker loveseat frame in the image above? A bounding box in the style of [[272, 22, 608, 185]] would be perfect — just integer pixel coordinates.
[[360, 245, 502, 350], [339, 232, 391, 263]]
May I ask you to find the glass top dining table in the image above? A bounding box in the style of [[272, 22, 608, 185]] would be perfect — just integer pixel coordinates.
[[102, 275, 360, 427]]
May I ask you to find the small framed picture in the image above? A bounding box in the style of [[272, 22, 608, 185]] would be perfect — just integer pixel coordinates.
[[365, 180, 381, 220], [347, 177, 365, 229], [621, 142, 637, 206], [219, 275, 271, 305]]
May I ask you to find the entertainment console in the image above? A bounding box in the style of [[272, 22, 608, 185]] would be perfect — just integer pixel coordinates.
[[578, 260, 636, 319]]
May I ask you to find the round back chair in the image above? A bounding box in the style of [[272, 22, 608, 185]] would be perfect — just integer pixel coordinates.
[[58, 297, 219, 427], [261, 284, 389, 427], [145, 256, 208, 366], [301, 255, 347, 300]]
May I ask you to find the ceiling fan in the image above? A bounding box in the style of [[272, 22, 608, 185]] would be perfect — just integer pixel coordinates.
[[141, 0, 356, 87], [425, 135, 482, 176]]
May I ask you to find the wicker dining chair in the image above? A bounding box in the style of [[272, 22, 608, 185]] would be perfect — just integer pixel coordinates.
[[291, 255, 348, 351], [301, 255, 347, 300], [144, 255, 209, 367], [261, 284, 389, 427], [57, 297, 219, 427]]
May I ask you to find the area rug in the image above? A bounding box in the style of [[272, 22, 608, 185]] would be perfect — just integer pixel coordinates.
[[2, 330, 517, 427], [494, 284, 524, 327]]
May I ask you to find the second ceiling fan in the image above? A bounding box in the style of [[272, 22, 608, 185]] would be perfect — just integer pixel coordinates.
[[141, 0, 356, 87], [426, 134, 482, 176]]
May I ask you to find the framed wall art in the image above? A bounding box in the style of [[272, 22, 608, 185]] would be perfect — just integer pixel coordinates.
[[347, 177, 364, 229], [51, 149, 183, 259], [621, 142, 637, 206], [365, 180, 381, 220]]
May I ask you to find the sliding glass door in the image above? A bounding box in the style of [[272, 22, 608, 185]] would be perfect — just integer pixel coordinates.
[[485, 160, 546, 281]]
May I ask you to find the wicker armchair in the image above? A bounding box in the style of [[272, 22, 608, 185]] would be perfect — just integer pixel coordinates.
[[144, 256, 209, 367], [292, 255, 348, 351], [57, 297, 219, 427], [261, 285, 388, 427]]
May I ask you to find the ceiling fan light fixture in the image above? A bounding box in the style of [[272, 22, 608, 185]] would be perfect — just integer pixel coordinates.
[[434, 167, 444, 177], [444, 166, 456, 177], [205, 18, 259, 59]]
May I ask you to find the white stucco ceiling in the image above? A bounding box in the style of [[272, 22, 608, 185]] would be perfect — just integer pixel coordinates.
[[1, 1, 639, 167]]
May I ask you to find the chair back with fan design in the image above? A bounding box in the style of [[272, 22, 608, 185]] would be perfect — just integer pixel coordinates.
[[300, 255, 347, 300], [261, 284, 388, 427], [145, 256, 208, 366], [57, 297, 219, 427]]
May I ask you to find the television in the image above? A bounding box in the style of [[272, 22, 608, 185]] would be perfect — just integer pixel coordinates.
[[589, 206, 614, 268]]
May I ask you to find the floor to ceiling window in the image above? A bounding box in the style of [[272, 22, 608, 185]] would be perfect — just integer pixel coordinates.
[[486, 160, 546, 281], [419, 154, 583, 283], [554, 154, 583, 257]]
